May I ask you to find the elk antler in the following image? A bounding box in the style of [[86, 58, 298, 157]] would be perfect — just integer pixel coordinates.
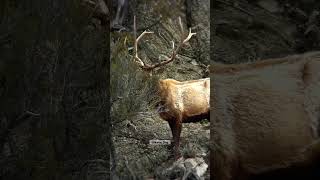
[[133, 16, 196, 71]]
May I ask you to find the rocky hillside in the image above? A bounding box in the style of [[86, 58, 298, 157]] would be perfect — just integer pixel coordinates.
[[111, 0, 320, 179], [110, 0, 210, 179]]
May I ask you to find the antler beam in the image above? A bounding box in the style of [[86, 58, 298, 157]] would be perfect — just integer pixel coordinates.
[[133, 16, 196, 71]]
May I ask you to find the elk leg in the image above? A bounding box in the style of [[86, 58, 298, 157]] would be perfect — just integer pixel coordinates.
[[174, 120, 182, 159], [168, 119, 182, 159], [168, 120, 176, 154]]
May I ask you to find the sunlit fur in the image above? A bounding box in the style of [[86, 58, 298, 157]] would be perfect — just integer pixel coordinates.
[[158, 78, 210, 158], [211, 51, 320, 180]]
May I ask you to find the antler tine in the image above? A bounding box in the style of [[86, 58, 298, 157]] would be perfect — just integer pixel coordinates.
[[134, 30, 154, 67], [133, 15, 154, 67], [182, 28, 196, 44]]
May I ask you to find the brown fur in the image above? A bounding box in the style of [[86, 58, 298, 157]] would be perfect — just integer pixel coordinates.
[[158, 78, 210, 158], [211, 51, 320, 180]]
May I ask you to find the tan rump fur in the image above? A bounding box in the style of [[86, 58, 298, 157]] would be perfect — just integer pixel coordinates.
[[211, 51, 320, 180], [158, 78, 210, 158]]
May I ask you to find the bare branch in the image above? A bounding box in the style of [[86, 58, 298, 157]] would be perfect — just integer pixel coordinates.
[[124, 156, 135, 178], [171, 40, 175, 50], [25, 111, 40, 116], [133, 16, 137, 41], [179, 16, 184, 34]]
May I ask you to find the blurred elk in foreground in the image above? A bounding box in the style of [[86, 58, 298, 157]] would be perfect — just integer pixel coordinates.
[[211, 52, 320, 180], [132, 16, 210, 159]]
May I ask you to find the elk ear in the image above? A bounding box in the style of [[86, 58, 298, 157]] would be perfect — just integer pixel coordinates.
[[158, 80, 163, 87], [158, 80, 166, 90]]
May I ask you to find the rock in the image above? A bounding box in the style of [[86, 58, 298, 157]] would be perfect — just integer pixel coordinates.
[[191, 60, 199, 66], [184, 158, 197, 169], [193, 158, 208, 178], [183, 171, 201, 180], [184, 157, 208, 178], [162, 162, 186, 179], [161, 157, 208, 179]]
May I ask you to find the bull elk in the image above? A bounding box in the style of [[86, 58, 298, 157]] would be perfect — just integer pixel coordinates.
[[211, 51, 320, 179], [132, 16, 209, 159]]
